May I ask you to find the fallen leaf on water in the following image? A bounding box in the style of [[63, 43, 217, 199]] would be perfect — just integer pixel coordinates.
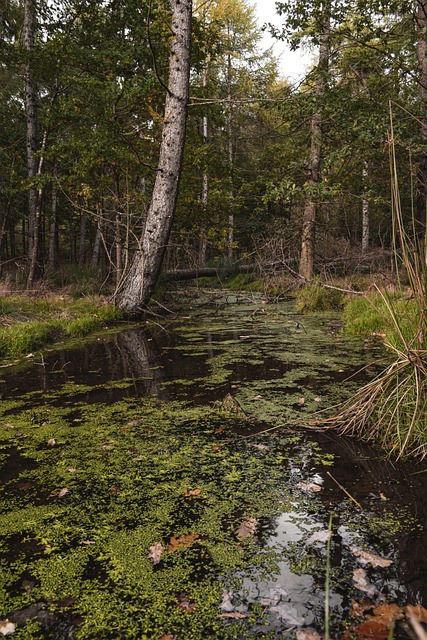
[[16, 481, 33, 491], [250, 444, 269, 450], [0, 620, 16, 636], [353, 568, 377, 598], [218, 612, 247, 619], [148, 542, 164, 564], [47, 438, 56, 446], [219, 590, 234, 612], [296, 628, 322, 640], [306, 530, 330, 545], [346, 618, 390, 640], [235, 516, 258, 539], [296, 481, 322, 493], [177, 594, 196, 612], [371, 603, 403, 626], [405, 604, 427, 624], [214, 424, 227, 434], [127, 419, 143, 427], [184, 488, 202, 497], [351, 547, 393, 568], [167, 533, 200, 552], [351, 599, 375, 617]]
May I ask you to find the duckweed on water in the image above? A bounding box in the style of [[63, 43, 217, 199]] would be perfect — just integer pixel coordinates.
[[0, 386, 419, 639], [0, 300, 422, 638]]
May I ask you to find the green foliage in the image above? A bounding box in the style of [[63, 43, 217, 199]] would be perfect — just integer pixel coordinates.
[[295, 282, 344, 313]]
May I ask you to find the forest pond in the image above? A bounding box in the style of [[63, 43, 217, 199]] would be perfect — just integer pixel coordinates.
[[1, 294, 427, 640]]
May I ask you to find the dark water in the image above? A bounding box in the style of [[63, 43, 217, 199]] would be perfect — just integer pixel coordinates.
[[1, 297, 427, 638]]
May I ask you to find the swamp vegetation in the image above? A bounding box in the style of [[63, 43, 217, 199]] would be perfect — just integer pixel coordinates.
[[0, 295, 427, 639]]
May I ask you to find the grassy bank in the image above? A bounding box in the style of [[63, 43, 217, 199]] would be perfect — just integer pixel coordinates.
[[0, 295, 122, 360]]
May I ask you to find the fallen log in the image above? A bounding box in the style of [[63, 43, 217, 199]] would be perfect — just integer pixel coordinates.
[[165, 264, 256, 281]]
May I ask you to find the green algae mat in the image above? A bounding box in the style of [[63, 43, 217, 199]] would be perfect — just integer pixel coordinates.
[[0, 297, 425, 639]]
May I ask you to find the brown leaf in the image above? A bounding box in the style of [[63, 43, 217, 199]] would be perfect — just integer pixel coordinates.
[[184, 488, 202, 497], [81, 540, 96, 545], [127, 419, 143, 427], [58, 487, 69, 497], [214, 424, 226, 434], [351, 547, 393, 568], [148, 542, 164, 564], [351, 599, 375, 617], [16, 481, 33, 491], [211, 446, 221, 452], [250, 444, 269, 451], [405, 605, 427, 624], [348, 619, 390, 640], [295, 628, 322, 640], [298, 397, 305, 405], [177, 594, 196, 612], [296, 481, 322, 493], [67, 468, 77, 473], [353, 568, 377, 598], [159, 635, 176, 640], [47, 438, 56, 446], [218, 612, 248, 619], [167, 533, 200, 552], [235, 516, 258, 539], [371, 603, 403, 626], [109, 486, 120, 494], [0, 619, 16, 636]]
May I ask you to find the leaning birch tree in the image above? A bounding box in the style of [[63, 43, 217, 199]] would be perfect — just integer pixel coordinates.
[[114, 0, 192, 312]]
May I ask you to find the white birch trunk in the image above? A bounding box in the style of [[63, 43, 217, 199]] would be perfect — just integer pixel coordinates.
[[115, 0, 192, 312]]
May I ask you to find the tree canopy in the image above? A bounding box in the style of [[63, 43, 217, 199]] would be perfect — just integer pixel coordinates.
[[0, 0, 425, 299]]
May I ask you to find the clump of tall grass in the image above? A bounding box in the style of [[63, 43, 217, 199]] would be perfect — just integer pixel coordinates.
[[296, 280, 344, 313], [326, 109, 427, 460]]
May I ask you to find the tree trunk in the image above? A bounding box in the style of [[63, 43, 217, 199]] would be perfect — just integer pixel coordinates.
[[199, 61, 209, 265], [361, 161, 370, 253], [23, 0, 38, 256], [299, 4, 330, 281], [48, 167, 58, 268], [27, 128, 47, 288], [415, 0, 427, 237], [90, 206, 104, 270], [114, 0, 192, 313], [227, 42, 234, 261]]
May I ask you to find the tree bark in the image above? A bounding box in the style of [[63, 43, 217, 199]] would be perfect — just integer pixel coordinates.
[[227, 40, 234, 261], [299, 3, 330, 281], [114, 0, 192, 313], [415, 0, 427, 237], [361, 161, 370, 253], [23, 0, 38, 256]]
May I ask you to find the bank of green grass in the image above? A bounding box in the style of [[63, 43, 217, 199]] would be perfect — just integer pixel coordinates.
[[343, 293, 419, 348], [0, 295, 122, 359]]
